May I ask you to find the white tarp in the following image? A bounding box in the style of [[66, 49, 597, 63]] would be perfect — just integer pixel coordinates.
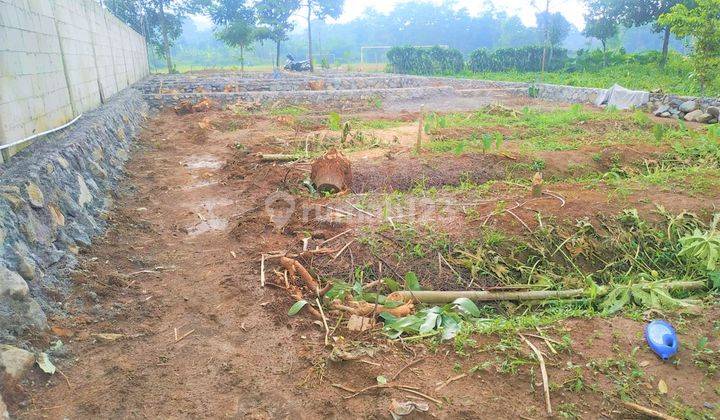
[[594, 84, 650, 110]]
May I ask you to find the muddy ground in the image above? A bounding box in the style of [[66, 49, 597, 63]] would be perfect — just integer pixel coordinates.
[[5, 97, 720, 419]]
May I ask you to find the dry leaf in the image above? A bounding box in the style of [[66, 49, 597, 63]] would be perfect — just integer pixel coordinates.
[[658, 379, 668, 395]]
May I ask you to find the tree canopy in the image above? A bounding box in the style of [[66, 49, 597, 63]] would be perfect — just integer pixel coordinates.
[[659, 0, 720, 92]]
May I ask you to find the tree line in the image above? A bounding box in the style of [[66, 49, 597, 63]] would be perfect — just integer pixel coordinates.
[[101, 0, 719, 92], [104, 0, 343, 73]]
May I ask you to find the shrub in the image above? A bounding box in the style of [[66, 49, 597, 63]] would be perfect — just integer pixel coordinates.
[[387, 46, 465, 75], [468, 46, 569, 72]]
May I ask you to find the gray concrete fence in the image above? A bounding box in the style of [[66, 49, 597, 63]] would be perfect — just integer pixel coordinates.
[[0, 0, 149, 162]]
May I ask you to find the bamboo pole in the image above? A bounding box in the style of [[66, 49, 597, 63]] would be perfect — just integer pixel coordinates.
[[260, 154, 300, 162], [416, 105, 425, 154], [391, 281, 706, 304]]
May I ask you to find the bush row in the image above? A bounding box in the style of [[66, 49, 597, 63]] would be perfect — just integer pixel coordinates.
[[387, 46, 465, 75], [387, 46, 669, 75], [469, 46, 569, 72], [387, 45, 570, 74]]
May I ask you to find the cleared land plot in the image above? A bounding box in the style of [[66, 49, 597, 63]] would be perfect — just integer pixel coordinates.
[[11, 77, 720, 419]]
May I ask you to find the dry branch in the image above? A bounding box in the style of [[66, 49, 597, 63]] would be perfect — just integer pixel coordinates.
[[622, 402, 679, 420], [435, 373, 467, 392], [520, 334, 552, 416]]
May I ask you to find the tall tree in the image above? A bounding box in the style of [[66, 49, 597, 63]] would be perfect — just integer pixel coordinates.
[[303, 0, 344, 70], [536, 11, 572, 62], [257, 0, 300, 68], [202, 0, 254, 25], [201, 0, 260, 71], [105, 0, 201, 73], [584, 0, 619, 67], [608, 0, 692, 66], [216, 21, 260, 71], [659, 0, 720, 94]]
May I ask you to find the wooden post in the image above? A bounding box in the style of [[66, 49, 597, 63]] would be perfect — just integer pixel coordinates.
[[416, 105, 425, 154], [532, 172, 543, 197]]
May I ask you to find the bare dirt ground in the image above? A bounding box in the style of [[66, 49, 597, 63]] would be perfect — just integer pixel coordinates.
[[8, 100, 720, 419]]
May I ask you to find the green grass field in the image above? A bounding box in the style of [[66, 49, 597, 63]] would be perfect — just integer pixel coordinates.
[[454, 59, 720, 97]]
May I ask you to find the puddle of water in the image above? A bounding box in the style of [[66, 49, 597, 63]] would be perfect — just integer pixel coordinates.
[[185, 197, 235, 236], [200, 197, 234, 211], [183, 155, 224, 170], [187, 217, 229, 236], [181, 180, 220, 191]]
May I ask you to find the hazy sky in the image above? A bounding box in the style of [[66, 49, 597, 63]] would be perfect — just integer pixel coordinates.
[[191, 0, 588, 31]]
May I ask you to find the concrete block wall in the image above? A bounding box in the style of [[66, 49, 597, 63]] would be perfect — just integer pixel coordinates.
[[0, 0, 149, 162]]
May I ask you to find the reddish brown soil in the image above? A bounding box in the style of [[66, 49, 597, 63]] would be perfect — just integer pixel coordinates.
[[9, 106, 720, 419]]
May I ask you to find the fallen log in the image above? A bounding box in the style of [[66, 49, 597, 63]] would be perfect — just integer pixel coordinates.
[[260, 154, 300, 162], [389, 281, 707, 304]]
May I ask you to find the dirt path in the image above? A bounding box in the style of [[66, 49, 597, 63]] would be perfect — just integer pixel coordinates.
[[14, 110, 328, 418]]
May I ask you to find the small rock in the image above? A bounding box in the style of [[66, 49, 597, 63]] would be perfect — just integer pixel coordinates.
[[660, 112, 671, 118], [25, 183, 44, 208], [0, 344, 36, 380], [0, 266, 30, 298], [697, 113, 714, 124], [16, 255, 36, 281], [1, 193, 24, 210], [77, 175, 92, 207], [710, 118, 718, 124], [679, 100, 698, 113], [670, 108, 680, 115], [707, 106, 719, 118], [653, 105, 670, 116], [55, 156, 70, 169], [93, 333, 124, 342], [684, 109, 704, 122], [0, 393, 8, 420], [49, 205, 65, 226]]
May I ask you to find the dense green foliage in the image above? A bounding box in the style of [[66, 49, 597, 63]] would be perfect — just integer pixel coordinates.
[[105, 0, 203, 73], [387, 47, 719, 97], [659, 0, 720, 93], [387, 46, 465, 75], [468, 46, 569, 72]]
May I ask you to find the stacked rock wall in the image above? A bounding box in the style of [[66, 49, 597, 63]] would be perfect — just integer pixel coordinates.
[[649, 94, 720, 124], [0, 89, 148, 345]]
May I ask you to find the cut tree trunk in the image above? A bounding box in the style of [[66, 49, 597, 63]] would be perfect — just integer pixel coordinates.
[[275, 41, 281, 68], [158, 2, 173, 74], [307, 2, 314, 71], [661, 26, 671, 68]]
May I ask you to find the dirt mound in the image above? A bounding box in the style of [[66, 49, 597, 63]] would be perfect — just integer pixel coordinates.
[[352, 153, 510, 192]]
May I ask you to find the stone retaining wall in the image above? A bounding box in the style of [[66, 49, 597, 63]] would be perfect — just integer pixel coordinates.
[[139, 73, 608, 107], [649, 93, 720, 124], [144, 86, 456, 108], [0, 89, 148, 345], [136, 75, 426, 94]]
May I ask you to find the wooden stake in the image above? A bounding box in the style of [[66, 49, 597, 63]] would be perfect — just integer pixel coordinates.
[[260, 254, 266, 287], [416, 105, 425, 154], [532, 172, 543, 198]]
